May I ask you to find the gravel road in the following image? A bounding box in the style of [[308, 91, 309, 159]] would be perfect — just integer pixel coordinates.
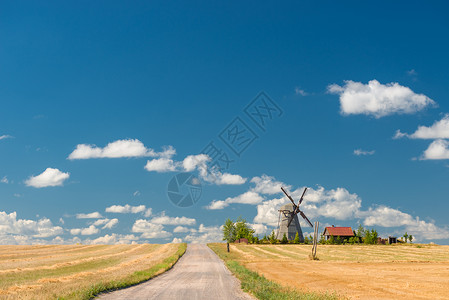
[[97, 244, 253, 300]]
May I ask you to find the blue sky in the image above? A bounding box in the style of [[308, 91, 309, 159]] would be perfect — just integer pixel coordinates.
[[1, 1, 449, 244]]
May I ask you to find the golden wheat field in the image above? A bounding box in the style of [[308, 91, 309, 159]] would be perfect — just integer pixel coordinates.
[[0, 243, 185, 300], [219, 243, 449, 300]]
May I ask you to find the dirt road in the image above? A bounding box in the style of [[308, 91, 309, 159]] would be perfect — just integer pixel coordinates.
[[98, 244, 252, 300]]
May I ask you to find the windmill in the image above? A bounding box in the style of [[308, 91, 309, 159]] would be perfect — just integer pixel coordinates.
[[276, 187, 313, 241]]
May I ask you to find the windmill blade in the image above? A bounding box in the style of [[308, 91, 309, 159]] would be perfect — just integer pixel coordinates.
[[298, 187, 308, 205], [286, 211, 298, 227], [299, 210, 313, 227], [281, 187, 296, 207]]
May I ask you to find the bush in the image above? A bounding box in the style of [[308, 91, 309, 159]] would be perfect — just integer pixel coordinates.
[[293, 232, 300, 244], [281, 233, 289, 244]]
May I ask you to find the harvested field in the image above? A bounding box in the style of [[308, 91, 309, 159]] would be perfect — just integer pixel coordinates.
[[0, 243, 186, 300], [211, 243, 449, 300]]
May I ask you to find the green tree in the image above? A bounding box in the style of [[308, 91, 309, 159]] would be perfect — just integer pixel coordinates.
[[269, 230, 277, 244], [281, 233, 289, 244], [328, 235, 335, 245], [356, 224, 365, 239], [409, 235, 413, 243], [222, 218, 236, 252], [293, 232, 300, 244], [235, 217, 255, 241]]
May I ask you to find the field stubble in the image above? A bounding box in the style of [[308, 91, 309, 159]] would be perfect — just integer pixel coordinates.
[[216, 243, 449, 300], [0, 243, 186, 300]]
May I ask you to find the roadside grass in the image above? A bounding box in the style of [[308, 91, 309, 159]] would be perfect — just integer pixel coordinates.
[[208, 243, 341, 300], [65, 243, 187, 300]]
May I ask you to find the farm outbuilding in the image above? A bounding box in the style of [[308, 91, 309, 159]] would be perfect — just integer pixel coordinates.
[[323, 226, 354, 240]]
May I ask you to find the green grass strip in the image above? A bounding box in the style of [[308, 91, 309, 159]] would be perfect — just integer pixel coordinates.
[[58, 243, 187, 300], [208, 243, 341, 300]]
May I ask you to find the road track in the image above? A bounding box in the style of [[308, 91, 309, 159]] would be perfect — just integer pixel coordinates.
[[98, 244, 252, 300]]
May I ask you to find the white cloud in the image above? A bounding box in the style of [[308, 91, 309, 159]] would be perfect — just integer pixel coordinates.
[[133, 190, 141, 197], [105, 204, 151, 217], [131, 219, 172, 239], [144, 157, 177, 172], [253, 186, 362, 226], [250, 174, 289, 195], [92, 218, 119, 229], [354, 149, 375, 156], [214, 172, 247, 185], [68, 139, 175, 160], [0, 211, 63, 239], [144, 152, 246, 185], [151, 213, 196, 226], [421, 139, 449, 160], [206, 191, 264, 210], [85, 233, 139, 245], [171, 237, 183, 243], [328, 80, 435, 118], [361, 206, 449, 240], [184, 224, 222, 243], [1, 176, 8, 184], [173, 226, 190, 233], [70, 225, 99, 236], [253, 196, 287, 226], [182, 154, 210, 172], [250, 223, 268, 235], [25, 168, 70, 188], [0, 135, 12, 140], [396, 115, 449, 139], [76, 212, 103, 219]]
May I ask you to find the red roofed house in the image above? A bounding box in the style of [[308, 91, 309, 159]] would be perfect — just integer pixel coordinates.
[[323, 225, 354, 241]]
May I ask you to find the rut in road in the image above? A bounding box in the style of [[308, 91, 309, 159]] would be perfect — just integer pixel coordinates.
[[98, 244, 253, 300]]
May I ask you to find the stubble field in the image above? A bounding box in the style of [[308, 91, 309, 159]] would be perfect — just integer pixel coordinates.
[[211, 243, 449, 300], [0, 243, 186, 300]]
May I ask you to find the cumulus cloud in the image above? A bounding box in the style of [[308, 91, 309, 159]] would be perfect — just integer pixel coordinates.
[[144, 157, 177, 172], [173, 226, 190, 233], [360, 206, 449, 240], [395, 115, 449, 139], [70, 225, 99, 236], [85, 233, 139, 245], [421, 139, 449, 160], [145, 153, 246, 185], [132, 219, 172, 239], [250, 223, 268, 235], [100, 218, 118, 229], [354, 149, 375, 156], [253, 186, 362, 226], [328, 80, 435, 118], [105, 204, 151, 217], [76, 212, 103, 219], [25, 168, 70, 188], [0, 211, 63, 240], [68, 139, 175, 160], [249, 175, 449, 241], [206, 191, 264, 210], [184, 224, 222, 243], [1, 176, 8, 184], [171, 237, 183, 243], [250, 174, 289, 195], [151, 213, 196, 226]]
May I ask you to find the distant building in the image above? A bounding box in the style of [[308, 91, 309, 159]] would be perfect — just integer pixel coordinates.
[[323, 225, 354, 240], [388, 236, 397, 244]]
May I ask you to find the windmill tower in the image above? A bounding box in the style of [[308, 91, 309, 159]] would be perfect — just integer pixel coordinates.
[[277, 187, 313, 241]]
